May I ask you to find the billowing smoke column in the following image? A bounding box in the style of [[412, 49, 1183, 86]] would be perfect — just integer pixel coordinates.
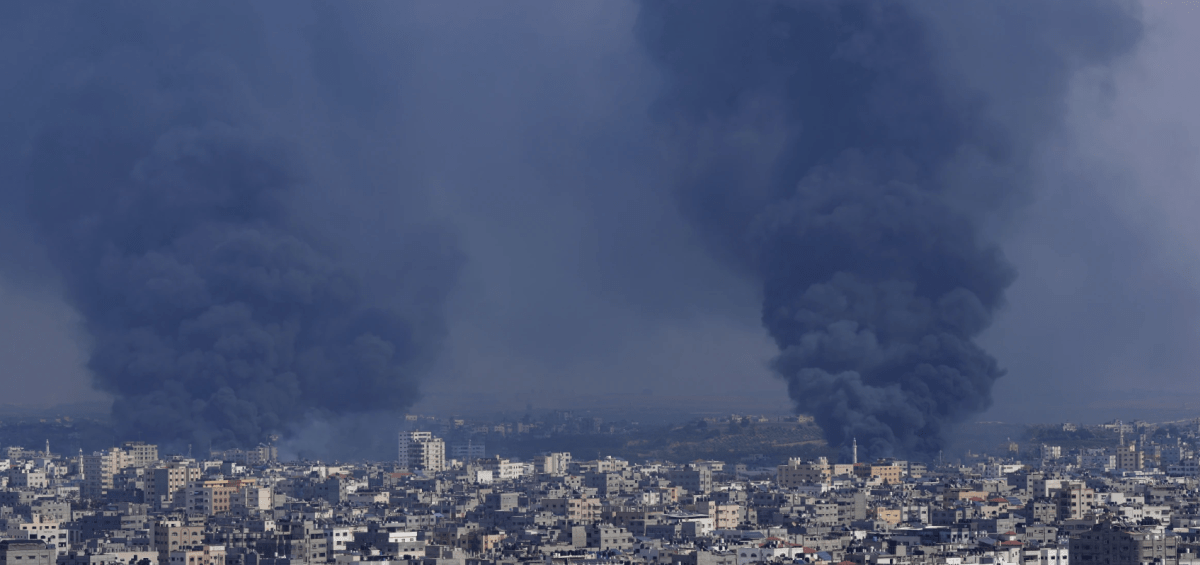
[[0, 3, 449, 451], [637, 1, 1142, 459]]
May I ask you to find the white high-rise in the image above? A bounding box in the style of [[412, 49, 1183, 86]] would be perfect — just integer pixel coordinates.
[[398, 431, 445, 473]]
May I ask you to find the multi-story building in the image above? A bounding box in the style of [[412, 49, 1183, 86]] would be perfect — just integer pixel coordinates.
[[148, 463, 202, 511], [777, 458, 832, 488], [121, 442, 158, 467], [398, 432, 445, 473], [481, 457, 525, 481], [8, 470, 47, 489], [449, 442, 486, 462], [542, 497, 600, 524], [534, 452, 572, 475], [279, 521, 329, 564], [1116, 444, 1145, 471], [586, 525, 634, 552], [1071, 523, 1178, 565], [168, 545, 225, 565], [668, 467, 712, 494], [82, 443, 160, 496], [853, 462, 902, 484], [154, 520, 205, 564], [0, 540, 55, 565], [1056, 482, 1096, 521], [230, 486, 273, 511], [11, 515, 66, 554], [209, 446, 276, 466], [185, 479, 257, 516], [693, 501, 741, 529], [1041, 444, 1063, 460], [82, 450, 125, 499]]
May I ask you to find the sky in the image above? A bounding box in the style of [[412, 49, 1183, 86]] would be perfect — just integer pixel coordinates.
[[0, 0, 1198, 432], [979, 0, 1200, 422]]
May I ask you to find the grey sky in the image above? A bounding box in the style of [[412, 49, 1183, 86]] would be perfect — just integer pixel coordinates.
[[0, 0, 1197, 430], [980, 0, 1200, 422]]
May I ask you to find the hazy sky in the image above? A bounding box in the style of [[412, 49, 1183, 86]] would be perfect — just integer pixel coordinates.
[[1, 0, 1198, 428], [980, 0, 1200, 422]]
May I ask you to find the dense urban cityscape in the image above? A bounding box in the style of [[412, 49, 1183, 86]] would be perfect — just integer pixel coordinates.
[[2, 416, 1200, 565], [2, 5, 1199, 565]]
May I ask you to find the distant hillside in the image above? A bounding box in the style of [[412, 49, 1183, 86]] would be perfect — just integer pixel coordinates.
[[0, 400, 111, 419], [0, 416, 117, 454], [491, 419, 831, 464]]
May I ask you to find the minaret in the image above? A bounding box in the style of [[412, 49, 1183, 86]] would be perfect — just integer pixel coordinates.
[[45, 439, 50, 458], [852, 437, 858, 465], [1118, 420, 1125, 447]]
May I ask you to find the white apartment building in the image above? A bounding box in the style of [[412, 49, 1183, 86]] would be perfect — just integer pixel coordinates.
[[398, 431, 445, 473], [13, 515, 67, 554], [535, 452, 572, 475], [148, 463, 203, 511], [82, 450, 123, 499], [231, 486, 273, 511], [8, 469, 47, 489], [481, 457, 524, 481], [121, 442, 159, 467]]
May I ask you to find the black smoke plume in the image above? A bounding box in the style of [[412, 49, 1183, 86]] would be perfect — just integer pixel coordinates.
[[0, 2, 454, 452], [637, 0, 1142, 458]]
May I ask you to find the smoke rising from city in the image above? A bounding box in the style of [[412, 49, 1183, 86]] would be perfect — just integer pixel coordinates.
[[0, 1, 1183, 461], [636, 0, 1142, 458], [0, 2, 456, 452]]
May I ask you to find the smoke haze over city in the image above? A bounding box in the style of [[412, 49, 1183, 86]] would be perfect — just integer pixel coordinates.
[[2, 1, 1200, 460]]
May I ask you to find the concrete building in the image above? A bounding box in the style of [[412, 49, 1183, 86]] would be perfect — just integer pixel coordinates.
[[668, 467, 713, 494], [586, 525, 634, 551], [1056, 482, 1096, 521], [542, 497, 600, 524], [185, 479, 257, 516], [480, 457, 524, 481], [853, 462, 902, 484], [534, 452, 572, 475], [167, 546, 225, 565], [0, 541, 55, 565], [148, 463, 202, 511], [154, 520, 204, 564], [448, 442, 486, 462], [8, 469, 47, 489], [1070, 523, 1178, 565], [777, 458, 831, 488], [82, 450, 125, 499], [231, 485, 273, 511], [209, 446, 276, 466], [122, 442, 159, 467], [11, 515, 66, 554], [398, 432, 445, 473], [1115, 444, 1145, 471]]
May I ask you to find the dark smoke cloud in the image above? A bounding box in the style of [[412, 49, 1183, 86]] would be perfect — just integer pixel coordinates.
[[637, 0, 1142, 458], [0, 0, 1165, 461], [0, 2, 456, 452]]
